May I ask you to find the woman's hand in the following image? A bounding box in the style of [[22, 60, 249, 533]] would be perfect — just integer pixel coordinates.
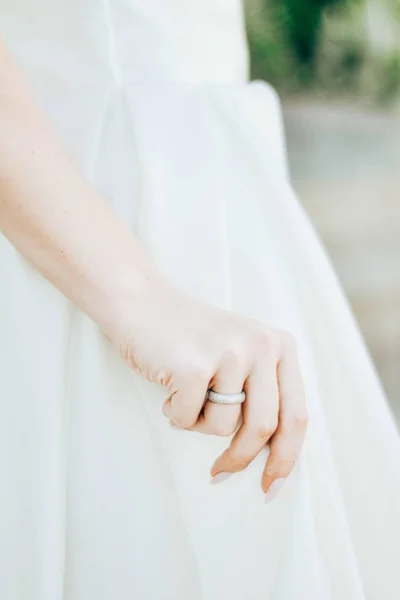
[[113, 281, 308, 500], [0, 40, 306, 500]]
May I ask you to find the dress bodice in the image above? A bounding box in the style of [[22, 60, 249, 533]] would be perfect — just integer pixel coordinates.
[[0, 0, 249, 91]]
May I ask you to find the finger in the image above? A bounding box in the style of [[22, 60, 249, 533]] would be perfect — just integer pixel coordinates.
[[211, 359, 279, 477], [189, 362, 244, 437], [262, 337, 308, 500], [163, 370, 210, 428]]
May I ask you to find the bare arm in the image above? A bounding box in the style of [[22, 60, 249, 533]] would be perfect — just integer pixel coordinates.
[[0, 39, 162, 336], [0, 38, 307, 497]]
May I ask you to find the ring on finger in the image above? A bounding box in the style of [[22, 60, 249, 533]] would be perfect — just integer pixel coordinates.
[[206, 389, 246, 405]]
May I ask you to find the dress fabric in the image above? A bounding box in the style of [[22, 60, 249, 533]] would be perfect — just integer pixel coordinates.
[[1, 1, 400, 599]]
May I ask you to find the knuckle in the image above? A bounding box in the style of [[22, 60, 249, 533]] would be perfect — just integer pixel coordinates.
[[230, 454, 251, 472], [212, 423, 237, 437], [222, 342, 244, 366], [183, 364, 212, 386], [255, 418, 279, 439], [266, 454, 296, 478], [285, 409, 309, 432], [171, 414, 197, 429], [255, 424, 276, 440], [252, 328, 275, 355]]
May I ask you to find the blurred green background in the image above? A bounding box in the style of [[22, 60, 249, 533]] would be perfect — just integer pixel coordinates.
[[246, 0, 400, 419], [246, 0, 400, 105]]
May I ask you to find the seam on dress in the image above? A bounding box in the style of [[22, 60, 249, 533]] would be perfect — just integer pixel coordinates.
[[87, 89, 113, 183], [60, 86, 112, 590], [60, 304, 80, 600], [102, 0, 122, 86]]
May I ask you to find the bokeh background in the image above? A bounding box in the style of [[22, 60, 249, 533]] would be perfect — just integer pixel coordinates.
[[246, 0, 400, 420]]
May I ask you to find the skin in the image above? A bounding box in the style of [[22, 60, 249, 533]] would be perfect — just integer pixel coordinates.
[[0, 39, 308, 499]]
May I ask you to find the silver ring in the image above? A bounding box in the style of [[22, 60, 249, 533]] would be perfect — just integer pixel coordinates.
[[206, 390, 246, 405]]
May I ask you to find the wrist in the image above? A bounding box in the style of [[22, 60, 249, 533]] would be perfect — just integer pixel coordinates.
[[95, 265, 169, 346]]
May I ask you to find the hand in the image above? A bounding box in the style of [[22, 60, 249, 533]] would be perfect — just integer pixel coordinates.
[[0, 39, 304, 501], [113, 280, 308, 498]]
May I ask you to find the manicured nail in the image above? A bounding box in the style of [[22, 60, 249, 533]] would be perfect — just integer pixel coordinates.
[[211, 472, 232, 485], [264, 478, 286, 503]]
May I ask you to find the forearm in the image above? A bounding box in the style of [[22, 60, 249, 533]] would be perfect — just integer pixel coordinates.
[[0, 41, 162, 336]]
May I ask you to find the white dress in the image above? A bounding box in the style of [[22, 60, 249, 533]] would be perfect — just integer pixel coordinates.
[[1, 1, 400, 599]]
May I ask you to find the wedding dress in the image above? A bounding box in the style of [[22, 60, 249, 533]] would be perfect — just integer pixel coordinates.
[[1, 1, 400, 599]]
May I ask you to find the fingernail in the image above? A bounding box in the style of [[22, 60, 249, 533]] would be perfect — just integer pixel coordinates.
[[265, 478, 286, 503], [211, 472, 232, 485]]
